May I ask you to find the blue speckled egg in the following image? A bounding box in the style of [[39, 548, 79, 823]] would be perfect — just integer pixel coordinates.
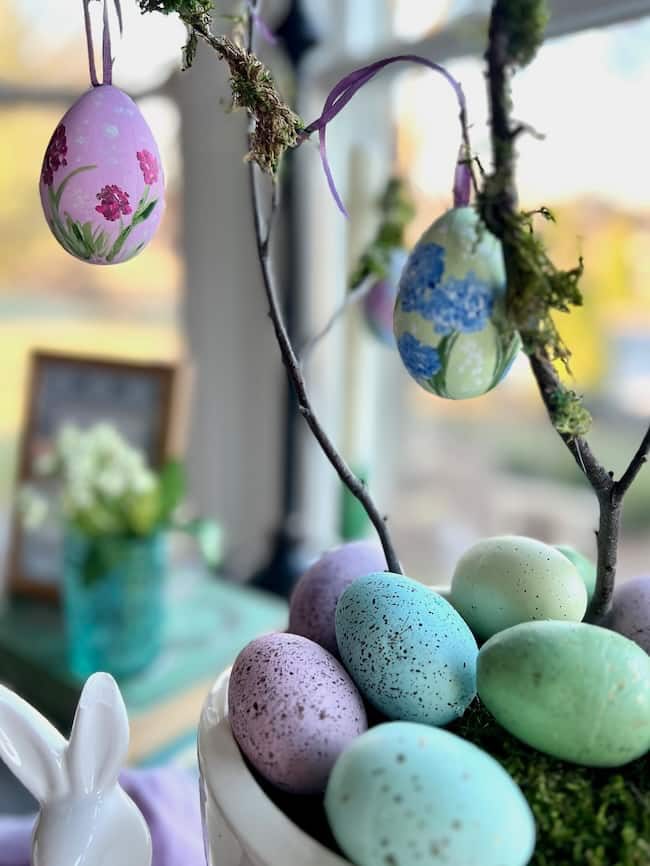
[[325, 721, 536, 866], [394, 207, 520, 399], [335, 572, 478, 725]]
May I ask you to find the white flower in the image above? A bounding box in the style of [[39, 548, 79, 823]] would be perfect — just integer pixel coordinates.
[[58, 424, 82, 460], [131, 469, 156, 495], [95, 467, 127, 499], [18, 487, 49, 530]]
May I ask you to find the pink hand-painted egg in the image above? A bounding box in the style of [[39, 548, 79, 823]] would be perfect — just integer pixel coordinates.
[[39, 85, 165, 265]]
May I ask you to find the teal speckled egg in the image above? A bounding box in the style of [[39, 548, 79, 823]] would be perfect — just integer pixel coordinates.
[[555, 544, 597, 601], [325, 721, 536, 866], [450, 536, 587, 641], [478, 620, 650, 766], [335, 572, 478, 725], [394, 207, 520, 399]]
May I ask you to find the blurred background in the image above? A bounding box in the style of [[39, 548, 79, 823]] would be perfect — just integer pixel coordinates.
[[0, 0, 649, 773]]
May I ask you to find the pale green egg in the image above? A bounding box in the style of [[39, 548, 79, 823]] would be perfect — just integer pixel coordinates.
[[393, 207, 520, 400], [554, 544, 597, 601], [325, 721, 536, 866], [450, 536, 587, 641], [477, 620, 650, 766]]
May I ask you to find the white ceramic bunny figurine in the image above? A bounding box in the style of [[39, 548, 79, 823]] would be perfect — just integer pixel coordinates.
[[0, 672, 152, 866]]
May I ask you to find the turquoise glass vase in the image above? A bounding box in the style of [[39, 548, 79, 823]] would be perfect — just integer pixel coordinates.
[[63, 528, 166, 679]]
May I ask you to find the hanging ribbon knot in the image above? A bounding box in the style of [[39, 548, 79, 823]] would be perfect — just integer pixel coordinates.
[[83, 0, 124, 87], [302, 54, 474, 217]]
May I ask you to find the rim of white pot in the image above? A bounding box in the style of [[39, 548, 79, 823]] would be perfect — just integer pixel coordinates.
[[198, 668, 352, 866]]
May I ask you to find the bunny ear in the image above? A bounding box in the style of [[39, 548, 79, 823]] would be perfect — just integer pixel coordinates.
[[0, 684, 67, 803], [66, 673, 129, 794]]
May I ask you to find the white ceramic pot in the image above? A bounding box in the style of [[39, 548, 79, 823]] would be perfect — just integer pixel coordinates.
[[198, 669, 351, 866]]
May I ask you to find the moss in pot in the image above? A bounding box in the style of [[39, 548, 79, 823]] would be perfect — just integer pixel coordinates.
[[136, 1, 650, 864]]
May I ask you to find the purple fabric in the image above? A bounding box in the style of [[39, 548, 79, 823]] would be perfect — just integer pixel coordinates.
[[83, 0, 124, 87], [303, 54, 469, 216], [0, 768, 204, 866], [453, 150, 472, 208]]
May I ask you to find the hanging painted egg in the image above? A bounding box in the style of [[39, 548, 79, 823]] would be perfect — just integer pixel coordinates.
[[362, 248, 408, 347], [393, 206, 520, 399], [39, 85, 164, 265]]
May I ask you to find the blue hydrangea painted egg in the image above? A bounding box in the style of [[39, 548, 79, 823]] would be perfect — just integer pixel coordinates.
[[393, 207, 520, 399], [39, 86, 164, 265]]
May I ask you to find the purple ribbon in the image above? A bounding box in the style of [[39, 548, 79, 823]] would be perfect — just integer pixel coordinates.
[[453, 148, 472, 208], [247, 1, 278, 46], [83, 0, 124, 87], [303, 54, 470, 217]]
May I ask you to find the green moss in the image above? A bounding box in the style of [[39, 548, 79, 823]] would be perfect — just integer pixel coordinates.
[[349, 178, 415, 289], [450, 701, 650, 866], [498, 0, 550, 67], [550, 387, 593, 437]]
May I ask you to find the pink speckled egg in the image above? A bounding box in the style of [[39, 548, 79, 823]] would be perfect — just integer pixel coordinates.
[[39, 85, 164, 265], [228, 633, 367, 794], [605, 575, 650, 654], [289, 540, 387, 657], [362, 248, 408, 346]]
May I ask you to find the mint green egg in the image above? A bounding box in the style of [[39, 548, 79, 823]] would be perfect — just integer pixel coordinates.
[[477, 620, 650, 767], [325, 721, 536, 866], [450, 536, 587, 641], [555, 544, 597, 601], [394, 207, 520, 400]]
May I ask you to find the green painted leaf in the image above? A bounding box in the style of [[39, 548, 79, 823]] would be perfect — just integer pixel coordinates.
[[133, 199, 158, 225]]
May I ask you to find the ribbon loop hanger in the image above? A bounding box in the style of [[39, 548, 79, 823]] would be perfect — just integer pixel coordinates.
[[83, 0, 123, 87]]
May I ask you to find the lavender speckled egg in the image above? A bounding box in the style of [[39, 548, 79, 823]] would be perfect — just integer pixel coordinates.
[[289, 540, 387, 656], [39, 85, 164, 265], [228, 632, 367, 794], [363, 248, 408, 346], [604, 575, 650, 654], [335, 572, 478, 725]]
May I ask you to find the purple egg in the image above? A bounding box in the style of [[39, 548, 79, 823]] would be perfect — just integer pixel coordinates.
[[228, 633, 367, 794], [605, 575, 650, 654], [289, 540, 387, 656], [39, 85, 165, 265], [362, 247, 408, 346]]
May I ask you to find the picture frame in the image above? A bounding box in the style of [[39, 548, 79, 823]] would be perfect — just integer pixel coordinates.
[[7, 351, 188, 600]]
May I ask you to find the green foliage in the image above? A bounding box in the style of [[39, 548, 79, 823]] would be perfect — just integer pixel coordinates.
[[349, 178, 416, 288], [157, 459, 186, 524], [550, 387, 593, 438], [451, 701, 650, 866], [498, 0, 550, 67]]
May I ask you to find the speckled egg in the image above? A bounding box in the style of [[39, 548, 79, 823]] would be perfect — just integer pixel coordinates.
[[228, 632, 367, 794], [604, 575, 650, 654], [478, 620, 650, 766], [39, 85, 164, 265], [363, 248, 408, 346], [325, 721, 536, 866], [393, 207, 520, 399], [555, 544, 597, 601], [450, 536, 587, 641], [335, 572, 478, 725], [289, 540, 387, 657]]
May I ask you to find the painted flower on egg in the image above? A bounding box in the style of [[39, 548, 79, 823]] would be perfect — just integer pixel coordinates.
[[39, 85, 165, 265], [394, 207, 520, 399]]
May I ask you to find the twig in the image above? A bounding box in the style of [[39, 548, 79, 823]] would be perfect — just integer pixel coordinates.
[[483, 0, 650, 622], [243, 3, 402, 574], [299, 276, 374, 363]]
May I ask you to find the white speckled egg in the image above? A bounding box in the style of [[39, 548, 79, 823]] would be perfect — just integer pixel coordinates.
[[325, 721, 536, 866], [335, 572, 478, 725], [228, 632, 367, 794], [394, 207, 520, 399], [450, 536, 587, 641], [39, 85, 164, 264]]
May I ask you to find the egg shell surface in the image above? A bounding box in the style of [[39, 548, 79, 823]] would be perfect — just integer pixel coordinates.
[[450, 536, 587, 641], [394, 207, 520, 399], [555, 544, 597, 601], [289, 540, 388, 657], [477, 620, 650, 766], [335, 572, 478, 725], [604, 574, 650, 654], [39, 85, 164, 265], [228, 632, 367, 794], [325, 721, 536, 866]]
